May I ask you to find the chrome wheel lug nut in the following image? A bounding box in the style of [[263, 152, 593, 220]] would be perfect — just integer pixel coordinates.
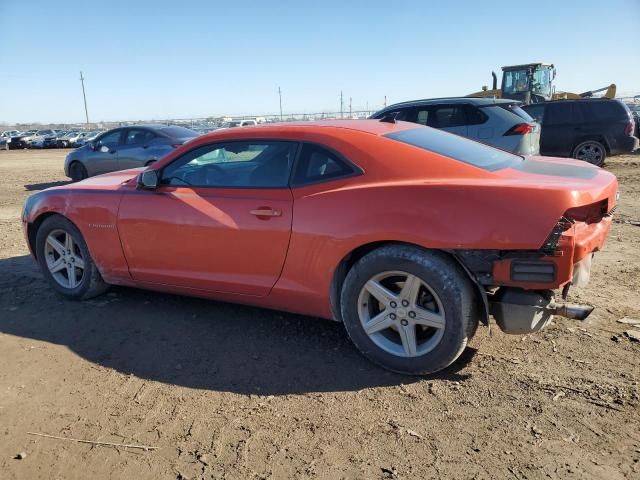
[[402, 300, 409, 307], [400, 319, 409, 326], [408, 311, 416, 318], [390, 301, 397, 308], [389, 313, 397, 320]]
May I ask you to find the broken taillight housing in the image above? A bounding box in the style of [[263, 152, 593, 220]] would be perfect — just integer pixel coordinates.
[[564, 200, 609, 224], [541, 217, 574, 255]]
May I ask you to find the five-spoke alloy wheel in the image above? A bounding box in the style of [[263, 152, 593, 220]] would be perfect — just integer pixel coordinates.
[[341, 245, 478, 375], [44, 229, 86, 289], [358, 271, 446, 358], [36, 215, 108, 300]]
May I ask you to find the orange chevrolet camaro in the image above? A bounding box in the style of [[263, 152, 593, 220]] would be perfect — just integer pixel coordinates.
[[22, 120, 618, 374]]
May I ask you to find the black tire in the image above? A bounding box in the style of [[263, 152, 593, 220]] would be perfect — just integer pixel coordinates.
[[340, 245, 478, 375], [69, 162, 88, 182], [572, 140, 606, 167], [35, 215, 109, 300]]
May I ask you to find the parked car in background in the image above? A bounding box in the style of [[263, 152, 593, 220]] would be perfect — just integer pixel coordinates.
[[30, 129, 59, 148], [370, 98, 540, 155], [626, 103, 640, 138], [55, 131, 80, 148], [20, 130, 39, 146], [75, 131, 103, 147], [24, 120, 617, 374], [523, 99, 638, 166], [219, 119, 258, 128], [66, 131, 90, 147], [64, 125, 198, 181], [1, 131, 21, 149], [2, 131, 30, 149]]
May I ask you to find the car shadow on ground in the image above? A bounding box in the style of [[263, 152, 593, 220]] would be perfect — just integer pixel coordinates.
[[0, 255, 476, 395], [24, 181, 71, 191]]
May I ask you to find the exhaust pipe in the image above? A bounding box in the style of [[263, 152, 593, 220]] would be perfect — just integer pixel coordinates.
[[551, 303, 594, 321], [491, 288, 595, 334]]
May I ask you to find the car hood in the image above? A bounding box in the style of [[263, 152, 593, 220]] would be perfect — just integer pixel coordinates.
[[53, 168, 144, 192]]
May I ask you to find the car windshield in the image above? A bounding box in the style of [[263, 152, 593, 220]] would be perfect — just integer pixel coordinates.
[[384, 127, 521, 171]]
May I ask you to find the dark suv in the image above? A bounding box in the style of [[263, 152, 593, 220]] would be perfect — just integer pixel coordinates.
[[523, 99, 638, 166]]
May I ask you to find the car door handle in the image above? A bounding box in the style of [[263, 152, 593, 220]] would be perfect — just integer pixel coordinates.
[[250, 208, 281, 217]]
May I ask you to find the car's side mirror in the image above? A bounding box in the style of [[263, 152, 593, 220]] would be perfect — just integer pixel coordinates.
[[138, 170, 159, 190], [99, 145, 109, 153]]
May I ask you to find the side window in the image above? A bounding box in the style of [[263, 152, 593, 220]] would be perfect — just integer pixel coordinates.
[[292, 144, 357, 186], [416, 109, 429, 125], [125, 129, 155, 146], [96, 130, 122, 148], [545, 104, 571, 125], [430, 106, 467, 128], [387, 108, 416, 123], [465, 105, 488, 125], [161, 141, 297, 188]]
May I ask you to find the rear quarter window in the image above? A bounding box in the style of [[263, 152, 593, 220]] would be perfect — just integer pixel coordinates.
[[385, 127, 521, 171], [583, 101, 628, 121], [494, 104, 534, 122]]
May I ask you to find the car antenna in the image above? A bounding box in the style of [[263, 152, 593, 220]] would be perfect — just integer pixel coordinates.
[[379, 113, 396, 123]]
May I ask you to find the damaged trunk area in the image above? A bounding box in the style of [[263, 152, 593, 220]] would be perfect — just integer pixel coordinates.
[[452, 249, 596, 334]]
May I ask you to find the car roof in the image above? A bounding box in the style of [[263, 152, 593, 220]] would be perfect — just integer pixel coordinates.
[[378, 97, 519, 111], [197, 119, 418, 141], [525, 98, 620, 106]]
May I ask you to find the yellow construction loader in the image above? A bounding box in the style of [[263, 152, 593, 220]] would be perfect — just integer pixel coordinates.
[[467, 62, 616, 104]]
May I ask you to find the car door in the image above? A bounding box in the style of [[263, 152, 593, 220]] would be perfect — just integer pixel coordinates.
[[116, 140, 298, 296], [536, 103, 573, 156], [89, 129, 124, 175], [118, 128, 159, 170]]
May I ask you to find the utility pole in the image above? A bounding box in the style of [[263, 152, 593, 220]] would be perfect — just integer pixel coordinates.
[[278, 86, 283, 121], [340, 90, 343, 118], [349, 97, 352, 118], [79, 71, 89, 124], [383, 95, 387, 108]]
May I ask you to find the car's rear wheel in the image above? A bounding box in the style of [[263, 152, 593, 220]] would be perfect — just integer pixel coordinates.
[[36, 215, 109, 300], [572, 140, 606, 167], [69, 162, 88, 182], [340, 245, 478, 375]]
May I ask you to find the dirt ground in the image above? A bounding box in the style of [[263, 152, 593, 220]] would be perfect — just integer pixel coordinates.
[[0, 149, 638, 480]]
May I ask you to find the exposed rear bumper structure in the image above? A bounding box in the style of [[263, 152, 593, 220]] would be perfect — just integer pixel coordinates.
[[490, 288, 594, 334]]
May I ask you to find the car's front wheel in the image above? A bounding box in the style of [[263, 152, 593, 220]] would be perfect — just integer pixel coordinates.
[[69, 162, 88, 182], [340, 245, 478, 375], [35, 215, 109, 300], [572, 140, 606, 167]]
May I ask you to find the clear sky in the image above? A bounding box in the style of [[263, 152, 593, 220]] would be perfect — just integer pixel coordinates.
[[1, 0, 639, 124]]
